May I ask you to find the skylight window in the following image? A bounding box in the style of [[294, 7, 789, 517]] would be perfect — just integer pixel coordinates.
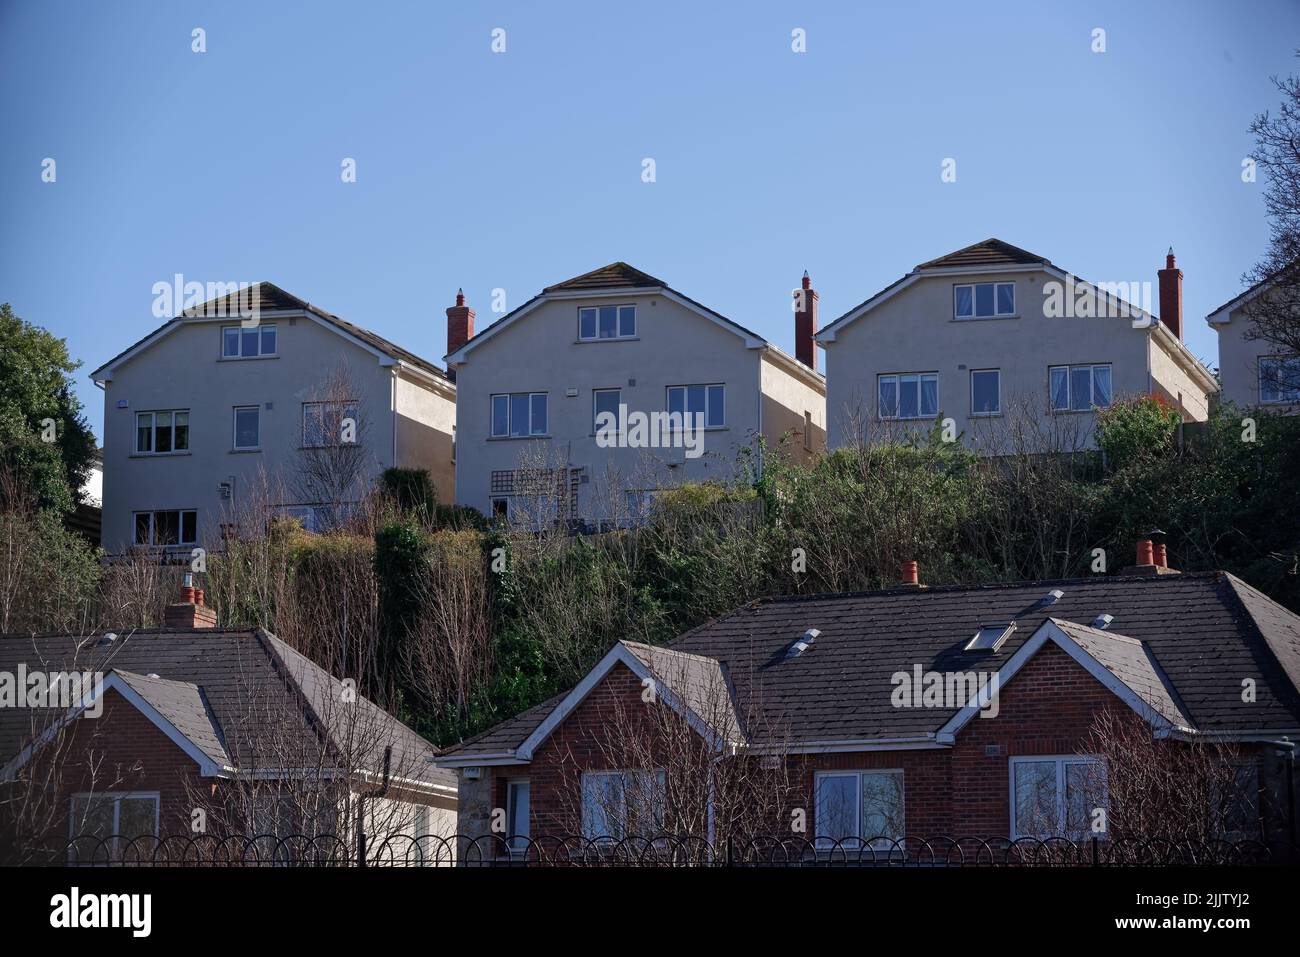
[[964, 621, 1016, 652], [1041, 589, 1064, 606], [785, 628, 820, 660], [1090, 613, 1114, 630]]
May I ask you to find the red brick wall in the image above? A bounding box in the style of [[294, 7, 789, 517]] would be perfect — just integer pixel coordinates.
[[37, 688, 209, 840], [501, 642, 1149, 841]]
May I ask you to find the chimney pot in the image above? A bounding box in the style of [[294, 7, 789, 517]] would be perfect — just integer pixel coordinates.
[[1153, 543, 1168, 569], [794, 272, 818, 372], [1136, 539, 1154, 566], [901, 560, 919, 586], [179, 583, 195, 604]]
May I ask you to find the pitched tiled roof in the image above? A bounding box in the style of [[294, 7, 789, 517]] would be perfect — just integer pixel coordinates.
[[443, 572, 1300, 759], [0, 629, 454, 790], [543, 262, 666, 292], [624, 641, 743, 744], [112, 669, 232, 769], [1049, 620, 1191, 730], [92, 281, 450, 383], [916, 238, 1050, 270]]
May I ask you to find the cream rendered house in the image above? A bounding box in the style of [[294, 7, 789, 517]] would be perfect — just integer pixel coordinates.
[[1206, 275, 1300, 411], [444, 263, 826, 523], [815, 239, 1218, 452], [91, 283, 456, 554]]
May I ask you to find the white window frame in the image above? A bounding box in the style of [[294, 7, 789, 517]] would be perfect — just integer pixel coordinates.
[[1259, 355, 1300, 404], [969, 368, 1002, 417], [877, 372, 939, 420], [954, 282, 1016, 320], [1049, 363, 1113, 413], [580, 769, 666, 841], [221, 323, 277, 359], [133, 508, 198, 547], [232, 405, 261, 450], [68, 790, 161, 862], [813, 769, 905, 851], [1008, 755, 1108, 840], [578, 304, 637, 341], [666, 383, 725, 429], [505, 778, 530, 854], [593, 388, 622, 432], [490, 392, 548, 438], [134, 409, 190, 454]]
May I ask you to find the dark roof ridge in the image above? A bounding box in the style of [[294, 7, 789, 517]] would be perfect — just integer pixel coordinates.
[[738, 570, 1225, 608]]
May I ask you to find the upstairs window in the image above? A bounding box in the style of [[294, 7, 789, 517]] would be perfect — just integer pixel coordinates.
[[1259, 355, 1300, 403], [954, 282, 1015, 319], [666, 384, 725, 428], [970, 369, 1001, 416], [1011, 756, 1108, 840], [814, 770, 905, 850], [233, 406, 261, 450], [1050, 363, 1112, 412], [222, 324, 277, 358], [490, 393, 548, 438], [135, 410, 189, 454], [578, 305, 636, 341], [593, 388, 622, 431], [878, 373, 938, 420], [302, 400, 359, 447]]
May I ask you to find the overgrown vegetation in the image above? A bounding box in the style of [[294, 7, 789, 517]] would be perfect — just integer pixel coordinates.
[[2, 397, 1296, 750]]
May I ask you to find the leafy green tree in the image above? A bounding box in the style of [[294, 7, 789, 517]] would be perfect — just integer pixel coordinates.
[[0, 303, 97, 514]]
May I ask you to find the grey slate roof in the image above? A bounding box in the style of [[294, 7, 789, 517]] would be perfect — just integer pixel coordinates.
[[1048, 619, 1192, 730], [111, 669, 232, 770], [0, 629, 454, 791], [624, 641, 744, 745], [442, 572, 1300, 759]]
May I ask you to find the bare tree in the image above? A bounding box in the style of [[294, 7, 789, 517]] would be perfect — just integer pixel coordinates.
[[551, 654, 796, 860], [294, 363, 377, 531], [1242, 54, 1300, 387], [1083, 708, 1261, 842]]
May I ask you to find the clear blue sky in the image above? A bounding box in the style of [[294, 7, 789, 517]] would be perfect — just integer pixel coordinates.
[[2, 0, 1296, 441]]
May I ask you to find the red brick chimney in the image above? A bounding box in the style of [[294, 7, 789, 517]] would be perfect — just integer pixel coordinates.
[[445, 289, 475, 379], [794, 271, 818, 372], [165, 573, 218, 629], [1157, 248, 1182, 339]]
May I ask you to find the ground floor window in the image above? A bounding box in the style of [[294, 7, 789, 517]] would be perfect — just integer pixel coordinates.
[[506, 779, 530, 852], [814, 770, 905, 849], [1011, 755, 1108, 839], [68, 792, 159, 862], [581, 770, 665, 841]]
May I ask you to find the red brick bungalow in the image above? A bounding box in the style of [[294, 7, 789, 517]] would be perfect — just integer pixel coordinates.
[[437, 551, 1300, 858], [0, 586, 457, 864]]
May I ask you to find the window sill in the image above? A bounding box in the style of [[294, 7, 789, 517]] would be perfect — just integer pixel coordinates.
[[1050, 408, 1104, 415], [952, 315, 1019, 322], [218, 355, 279, 362], [231, 447, 262, 454], [487, 434, 551, 441], [574, 337, 640, 344], [878, 416, 940, 423], [130, 451, 191, 458], [968, 413, 1003, 419]]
